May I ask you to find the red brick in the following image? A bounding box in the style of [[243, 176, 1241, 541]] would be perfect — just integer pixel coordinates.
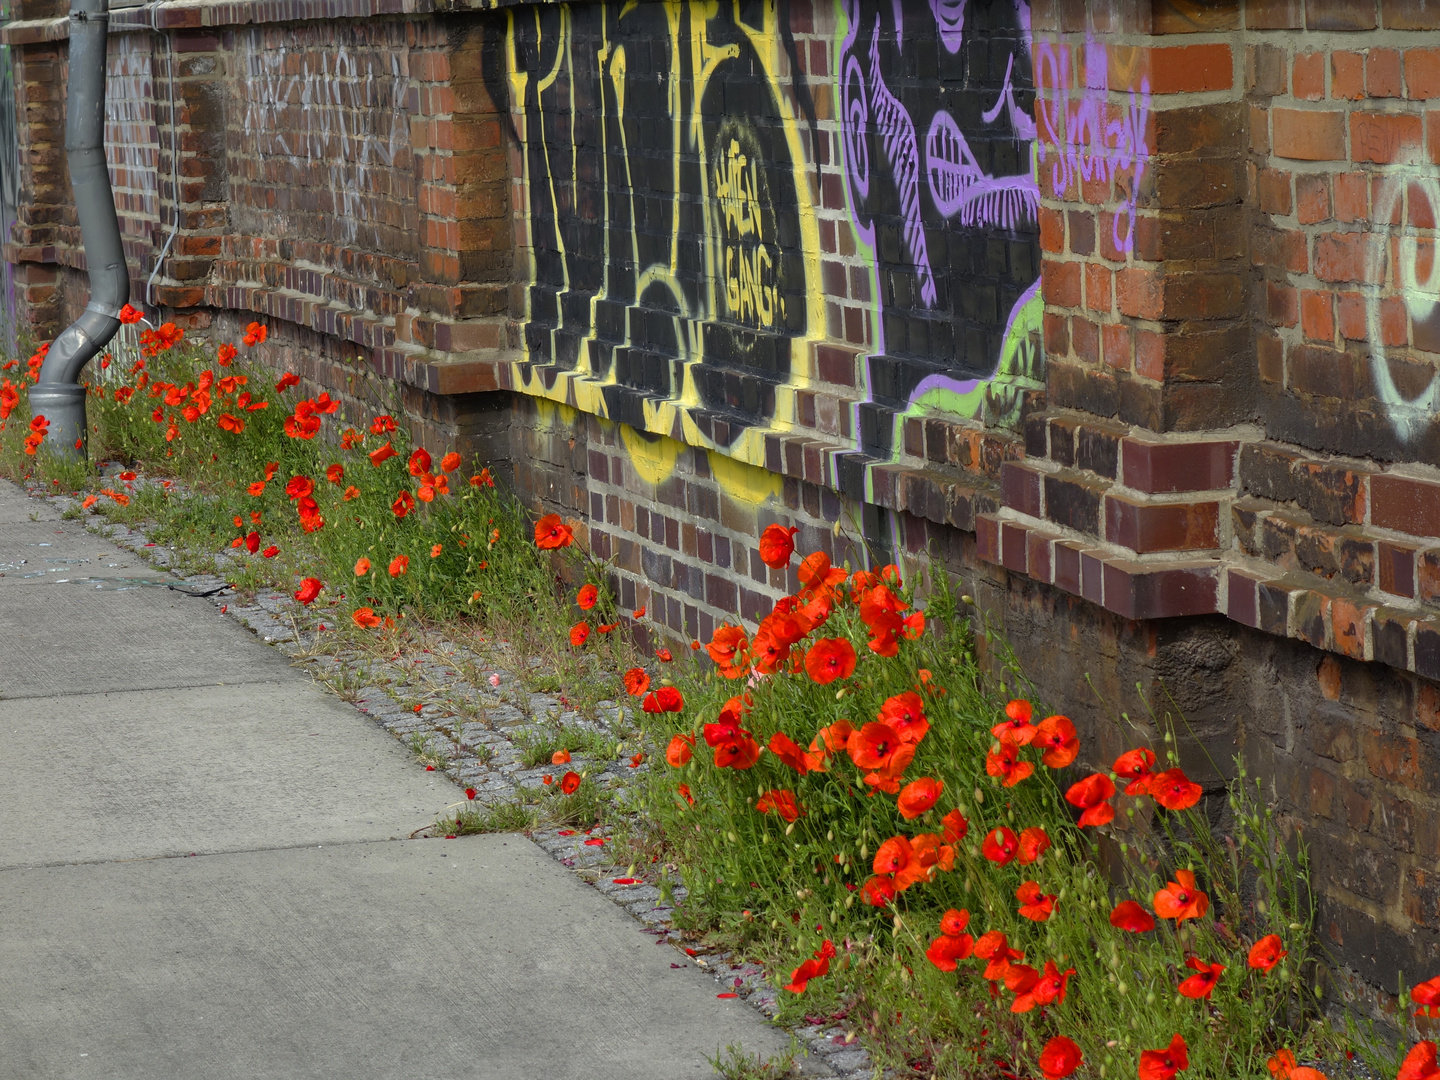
[[1334, 171, 1369, 221], [1134, 329, 1164, 381], [1116, 267, 1163, 320], [1333, 51, 1366, 100], [1042, 259, 1082, 307], [1247, 0, 1303, 29], [1272, 107, 1348, 160], [1337, 291, 1368, 339], [1071, 317, 1100, 364], [1001, 462, 1043, 518], [1257, 167, 1293, 214], [1368, 48, 1404, 97], [1102, 322, 1133, 371], [1385, 0, 1440, 29], [1251, 104, 1271, 153], [1314, 232, 1378, 284], [1293, 51, 1326, 100], [1105, 494, 1220, 552], [1372, 474, 1440, 539], [1301, 289, 1336, 341], [1352, 111, 1424, 163], [1407, 47, 1440, 97], [1043, 312, 1069, 356], [1362, 729, 1423, 789], [1332, 597, 1373, 660], [1039, 206, 1064, 253], [1101, 559, 1220, 620], [976, 514, 1000, 564], [1084, 263, 1113, 313], [1121, 438, 1238, 493], [1295, 173, 1331, 223], [1268, 281, 1299, 327], [1381, 296, 1409, 346], [1001, 521, 1030, 574], [1109, 43, 1233, 95], [1379, 539, 1419, 596], [1308, 0, 1377, 30]]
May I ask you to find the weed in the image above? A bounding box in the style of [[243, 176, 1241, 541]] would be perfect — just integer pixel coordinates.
[[708, 1043, 800, 1080], [445, 800, 536, 835]]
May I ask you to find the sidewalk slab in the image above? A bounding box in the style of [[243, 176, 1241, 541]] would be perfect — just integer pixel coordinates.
[[0, 521, 170, 586], [0, 582, 287, 699], [0, 682, 452, 869], [0, 481, 60, 523], [0, 837, 792, 1080]]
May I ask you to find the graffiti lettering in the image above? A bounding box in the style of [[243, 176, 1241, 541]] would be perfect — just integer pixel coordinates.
[[715, 134, 778, 330]]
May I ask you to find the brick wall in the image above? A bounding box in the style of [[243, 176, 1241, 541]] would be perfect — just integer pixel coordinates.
[[8, 0, 1440, 1011]]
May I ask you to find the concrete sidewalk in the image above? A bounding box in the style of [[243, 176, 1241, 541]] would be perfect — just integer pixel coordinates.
[[0, 481, 790, 1078]]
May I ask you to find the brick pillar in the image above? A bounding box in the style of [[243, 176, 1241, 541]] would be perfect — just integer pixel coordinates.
[[7, 38, 68, 340], [149, 27, 227, 323], [389, 17, 511, 371], [978, 4, 1249, 622]]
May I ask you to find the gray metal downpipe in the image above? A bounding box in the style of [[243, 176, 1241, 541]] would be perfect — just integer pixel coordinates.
[[33, 0, 128, 458]]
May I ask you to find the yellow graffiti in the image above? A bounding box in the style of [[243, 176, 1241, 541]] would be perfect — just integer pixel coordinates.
[[715, 136, 778, 329], [706, 448, 782, 504], [620, 425, 682, 486]]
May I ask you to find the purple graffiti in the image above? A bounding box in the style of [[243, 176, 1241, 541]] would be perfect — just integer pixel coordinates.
[[866, 22, 936, 308], [926, 112, 1038, 231], [930, 0, 965, 53], [1034, 37, 1151, 255]]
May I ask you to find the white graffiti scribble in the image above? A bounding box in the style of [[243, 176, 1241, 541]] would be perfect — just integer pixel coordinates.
[[1034, 37, 1150, 255], [105, 35, 158, 240], [238, 26, 411, 246]]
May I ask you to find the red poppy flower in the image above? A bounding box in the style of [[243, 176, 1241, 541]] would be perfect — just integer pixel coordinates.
[[758, 523, 798, 568], [623, 668, 650, 697], [1248, 933, 1288, 974], [798, 551, 848, 595], [642, 686, 683, 713], [1399, 1042, 1440, 1080], [1017, 826, 1050, 864], [352, 607, 381, 629], [655, 647, 672, 662], [768, 731, 811, 774], [430, 543, 443, 558], [343, 486, 360, 501], [389, 555, 409, 577], [1110, 900, 1156, 933], [714, 733, 760, 770], [285, 475, 314, 500], [534, 513, 573, 550], [926, 930, 974, 971], [878, 692, 929, 744], [986, 745, 1034, 788], [665, 734, 694, 767], [1412, 975, 1440, 1018], [392, 490, 416, 518], [706, 624, 749, 676], [407, 447, 431, 477], [354, 557, 371, 576], [756, 789, 801, 822], [1064, 773, 1116, 827], [569, 623, 590, 647], [749, 631, 790, 675], [369, 442, 397, 467], [633, 607, 646, 619], [1137, 1034, 1190, 1080], [261, 546, 279, 558], [1114, 747, 1158, 795], [1038, 1036, 1083, 1080], [1034, 714, 1079, 768], [1016, 881, 1056, 921], [573, 584, 598, 611], [804, 637, 856, 685], [559, 771, 581, 795], [1151, 768, 1203, 811], [465, 788, 477, 800], [439, 451, 461, 473], [941, 809, 968, 843], [677, 783, 695, 806], [550, 749, 571, 765], [1154, 870, 1209, 922], [273, 372, 298, 392], [542, 775, 553, 785], [873, 836, 913, 876], [244, 531, 261, 554], [896, 777, 943, 820], [1177, 957, 1224, 999], [982, 827, 1019, 865], [247, 480, 266, 497], [118, 302, 143, 324], [294, 577, 322, 605], [860, 874, 897, 907], [992, 698, 1038, 745], [973, 930, 1023, 981], [245, 321, 269, 346], [848, 722, 909, 772], [1030, 960, 1075, 1008]]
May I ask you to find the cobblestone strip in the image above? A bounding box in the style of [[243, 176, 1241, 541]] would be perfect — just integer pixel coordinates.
[[20, 478, 877, 1080]]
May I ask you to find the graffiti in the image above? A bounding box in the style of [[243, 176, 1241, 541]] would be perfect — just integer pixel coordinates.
[[1034, 36, 1150, 256], [838, 0, 1043, 443], [506, 0, 1046, 496], [1366, 165, 1440, 442], [105, 36, 158, 242], [237, 24, 412, 248]]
